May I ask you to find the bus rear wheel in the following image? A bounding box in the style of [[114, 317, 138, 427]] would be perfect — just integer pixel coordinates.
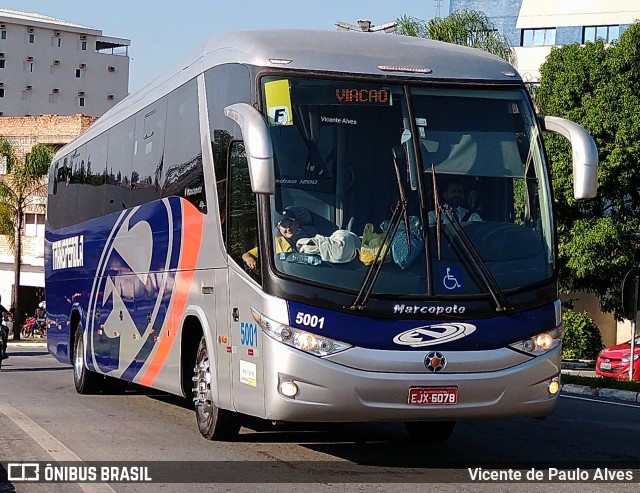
[[405, 420, 456, 442], [73, 325, 103, 394], [193, 336, 242, 440]]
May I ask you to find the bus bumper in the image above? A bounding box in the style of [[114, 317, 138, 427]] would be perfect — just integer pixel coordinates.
[[261, 340, 561, 422]]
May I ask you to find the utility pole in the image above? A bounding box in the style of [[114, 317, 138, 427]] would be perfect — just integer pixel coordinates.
[[435, 0, 444, 18]]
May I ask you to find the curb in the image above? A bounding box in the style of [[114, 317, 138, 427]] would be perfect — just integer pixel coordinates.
[[562, 383, 640, 403], [7, 340, 48, 348]]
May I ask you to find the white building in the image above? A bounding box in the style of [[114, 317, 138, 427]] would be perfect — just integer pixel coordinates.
[[450, 0, 640, 84], [0, 8, 130, 117]]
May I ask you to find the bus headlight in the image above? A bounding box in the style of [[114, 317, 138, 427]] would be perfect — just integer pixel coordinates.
[[509, 327, 563, 356], [251, 308, 352, 357]]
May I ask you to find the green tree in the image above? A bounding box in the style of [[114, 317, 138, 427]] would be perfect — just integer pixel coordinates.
[[534, 23, 640, 318], [395, 9, 514, 64], [0, 137, 53, 338]]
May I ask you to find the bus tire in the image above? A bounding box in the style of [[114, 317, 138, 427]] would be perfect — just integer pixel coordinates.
[[193, 335, 242, 441], [73, 325, 103, 394], [404, 421, 456, 442]]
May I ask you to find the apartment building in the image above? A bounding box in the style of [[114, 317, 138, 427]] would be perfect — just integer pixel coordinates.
[[0, 8, 130, 116], [450, 0, 640, 82]]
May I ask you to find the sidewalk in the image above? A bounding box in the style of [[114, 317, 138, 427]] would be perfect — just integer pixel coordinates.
[[6, 338, 48, 348]]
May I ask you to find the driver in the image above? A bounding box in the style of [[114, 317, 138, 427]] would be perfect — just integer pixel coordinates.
[[242, 214, 302, 270], [429, 179, 481, 225]]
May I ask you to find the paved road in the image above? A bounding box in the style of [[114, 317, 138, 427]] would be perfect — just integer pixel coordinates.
[[1, 345, 639, 492]]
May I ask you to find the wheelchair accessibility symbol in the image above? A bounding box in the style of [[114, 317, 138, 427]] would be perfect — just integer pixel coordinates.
[[441, 267, 463, 291]]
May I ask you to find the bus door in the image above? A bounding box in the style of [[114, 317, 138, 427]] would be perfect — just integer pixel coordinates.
[[225, 140, 266, 417]]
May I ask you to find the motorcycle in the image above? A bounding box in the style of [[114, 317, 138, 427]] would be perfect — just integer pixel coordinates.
[[21, 315, 46, 338]]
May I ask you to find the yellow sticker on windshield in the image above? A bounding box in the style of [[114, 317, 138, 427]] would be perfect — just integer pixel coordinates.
[[265, 79, 293, 126]]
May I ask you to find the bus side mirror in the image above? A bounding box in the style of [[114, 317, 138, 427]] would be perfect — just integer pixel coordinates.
[[538, 116, 598, 200], [224, 103, 275, 195]]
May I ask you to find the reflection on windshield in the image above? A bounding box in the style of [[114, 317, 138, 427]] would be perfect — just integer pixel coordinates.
[[261, 77, 554, 298]]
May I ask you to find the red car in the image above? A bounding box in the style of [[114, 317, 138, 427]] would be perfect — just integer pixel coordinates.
[[596, 337, 640, 380]]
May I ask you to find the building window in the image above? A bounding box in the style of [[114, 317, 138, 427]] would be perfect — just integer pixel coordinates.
[[521, 28, 556, 47], [0, 88, 4, 98], [28, 33, 35, 44], [80, 40, 87, 51], [51, 36, 61, 47], [24, 213, 45, 237], [1, 30, 6, 40], [0, 60, 4, 69], [583, 25, 620, 43], [79, 97, 85, 107], [75, 68, 81, 78], [24, 61, 34, 72]]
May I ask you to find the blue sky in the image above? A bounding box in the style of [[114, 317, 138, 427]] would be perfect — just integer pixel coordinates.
[[2, 0, 448, 93]]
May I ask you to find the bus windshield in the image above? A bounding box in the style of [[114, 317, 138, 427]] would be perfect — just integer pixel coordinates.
[[262, 77, 554, 297]]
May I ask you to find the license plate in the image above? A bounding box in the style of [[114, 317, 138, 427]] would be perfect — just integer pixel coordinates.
[[408, 387, 458, 405], [600, 362, 612, 370]]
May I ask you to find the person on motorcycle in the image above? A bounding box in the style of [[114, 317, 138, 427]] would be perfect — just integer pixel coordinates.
[[0, 296, 9, 359]]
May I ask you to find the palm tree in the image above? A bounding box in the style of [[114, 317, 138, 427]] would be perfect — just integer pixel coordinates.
[[396, 9, 515, 64], [0, 137, 53, 339]]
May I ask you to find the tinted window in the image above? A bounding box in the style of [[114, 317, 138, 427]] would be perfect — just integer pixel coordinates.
[[228, 141, 260, 284], [162, 79, 206, 212], [106, 117, 134, 214], [131, 98, 167, 206], [204, 64, 251, 244]]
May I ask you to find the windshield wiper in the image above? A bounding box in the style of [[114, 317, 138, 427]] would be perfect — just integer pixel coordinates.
[[440, 205, 510, 312], [431, 164, 443, 260], [348, 148, 409, 311], [430, 166, 509, 312]]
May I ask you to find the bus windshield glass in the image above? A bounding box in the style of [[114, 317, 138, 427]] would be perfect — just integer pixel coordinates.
[[261, 77, 554, 297]]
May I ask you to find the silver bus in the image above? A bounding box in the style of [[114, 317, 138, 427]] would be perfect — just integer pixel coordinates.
[[45, 29, 598, 441]]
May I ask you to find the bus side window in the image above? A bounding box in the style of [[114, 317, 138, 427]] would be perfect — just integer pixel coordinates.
[[227, 141, 260, 284]]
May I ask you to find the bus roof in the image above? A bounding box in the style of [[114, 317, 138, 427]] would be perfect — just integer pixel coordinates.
[[56, 29, 521, 158], [200, 29, 518, 81]]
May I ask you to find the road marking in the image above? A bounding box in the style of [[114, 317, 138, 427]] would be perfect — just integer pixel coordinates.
[[0, 401, 117, 493], [561, 394, 640, 408]]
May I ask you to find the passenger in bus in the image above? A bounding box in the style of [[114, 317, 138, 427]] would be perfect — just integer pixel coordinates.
[[241, 213, 303, 270], [429, 179, 482, 225]]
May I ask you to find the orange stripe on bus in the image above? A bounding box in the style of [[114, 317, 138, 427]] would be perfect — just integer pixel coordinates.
[[139, 202, 204, 387]]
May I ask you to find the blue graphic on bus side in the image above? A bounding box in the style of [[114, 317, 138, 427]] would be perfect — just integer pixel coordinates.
[[286, 301, 556, 351], [46, 197, 184, 376]]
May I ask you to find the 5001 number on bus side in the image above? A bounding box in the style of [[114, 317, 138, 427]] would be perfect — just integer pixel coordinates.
[[295, 312, 325, 329]]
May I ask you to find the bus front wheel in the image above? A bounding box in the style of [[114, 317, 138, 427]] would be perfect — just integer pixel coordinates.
[[193, 336, 242, 440], [405, 420, 456, 442]]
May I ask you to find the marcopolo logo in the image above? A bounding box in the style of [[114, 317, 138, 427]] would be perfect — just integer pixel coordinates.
[[393, 303, 466, 315], [393, 322, 476, 347]]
